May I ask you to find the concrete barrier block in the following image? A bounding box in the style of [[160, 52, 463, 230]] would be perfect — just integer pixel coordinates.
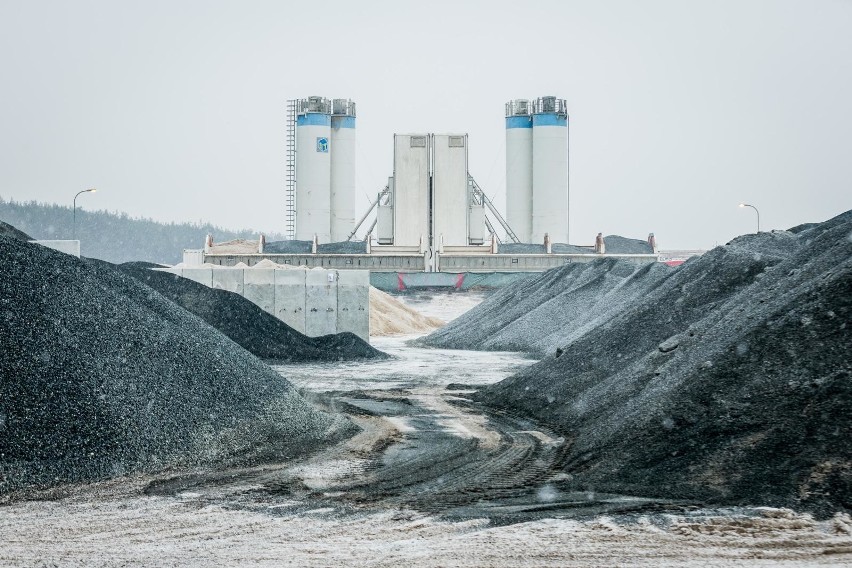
[[211, 268, 244, 295], [337, 270, 369, 341], [180, 268, 213, 287], [244, 269, 275, 315], [274, 269, 306, 334], [305, 269, 337, 337]]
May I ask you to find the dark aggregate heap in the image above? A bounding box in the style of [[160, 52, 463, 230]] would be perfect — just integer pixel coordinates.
[[0, 221, 32, 242], [422, 259, 670, 355], [0, 238, 354, 495], [497, 235, 652, 255], [116, 262, 385, 362], [264, 240, 313, 254], [601, 234, 655, 254], [264, 240, 368, 254], [472, 211, 852, 515]]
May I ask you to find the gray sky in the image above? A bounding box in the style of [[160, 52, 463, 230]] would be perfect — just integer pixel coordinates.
[[1, 0, 850, 249]]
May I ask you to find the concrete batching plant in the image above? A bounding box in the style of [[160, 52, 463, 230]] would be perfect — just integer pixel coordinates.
[[376, 133, 486, 252], [505, 96, 569, 244], [287, 96, 357, 243]]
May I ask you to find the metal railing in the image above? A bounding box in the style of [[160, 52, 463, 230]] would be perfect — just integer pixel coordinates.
[[468, 175, 521, 244], [532, 96, 568, 116]]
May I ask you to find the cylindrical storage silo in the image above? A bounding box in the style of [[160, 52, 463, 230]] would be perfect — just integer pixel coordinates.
[[330, 99, 356, 242], [296, 96, 332, 242], [531, 96, 568, 244], [505, 99, 533, 243]]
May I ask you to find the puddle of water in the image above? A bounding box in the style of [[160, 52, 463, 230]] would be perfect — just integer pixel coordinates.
[[274, 335, 536, 393]]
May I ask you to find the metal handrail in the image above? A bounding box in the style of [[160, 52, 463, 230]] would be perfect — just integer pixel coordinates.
[[483, 214, 502, 244], [468, 175, 521, 244], [532, 96, 567, 116]]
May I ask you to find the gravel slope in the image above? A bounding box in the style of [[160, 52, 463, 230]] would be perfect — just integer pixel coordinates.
[[421, 259, 671, 355], [0, 237, 354, 496], [115, 261, 386, 362], [474, 211, 852, 515]]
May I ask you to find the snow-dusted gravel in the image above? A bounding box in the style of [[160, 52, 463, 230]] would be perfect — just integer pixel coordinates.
[[2, 489, 850, 567], [2, 290, 850, 566]]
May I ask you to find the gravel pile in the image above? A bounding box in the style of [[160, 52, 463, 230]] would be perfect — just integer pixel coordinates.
[[0, 238, 355, 495], [116, 262, 386, 362], [496, 235, 652, 255], [474, 211, 852, 515], [262, 240, 368, 254], [421, 259, 670, 354], [0, 221, 31, 241]]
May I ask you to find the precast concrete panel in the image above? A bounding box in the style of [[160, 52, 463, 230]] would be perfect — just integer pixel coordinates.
[[432, 134, 469, 246], [296, 113, 332, 242], [244, 269, 275, 315], [532, 112, 568, 243], [393, 134, 430, 247], [180, 268, 213, 287], [505, 112, 533, 243], [336, 270, 369, 341], [330, 114, 356, 242], [211, 268, 244, 295], [274, 269, 306, 334], [305, 269, 337, 337]]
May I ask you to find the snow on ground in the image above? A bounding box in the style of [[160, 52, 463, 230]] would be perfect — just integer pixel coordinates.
[[2, 492, 850, 567]]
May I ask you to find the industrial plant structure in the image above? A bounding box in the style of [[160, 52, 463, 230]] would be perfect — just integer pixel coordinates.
[[194, 94, 656, 291], [505, 96, 569, 243], [287, 96, 357, 243]]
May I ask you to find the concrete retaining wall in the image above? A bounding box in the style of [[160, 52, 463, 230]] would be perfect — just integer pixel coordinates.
[[156, 266, 370, 341]]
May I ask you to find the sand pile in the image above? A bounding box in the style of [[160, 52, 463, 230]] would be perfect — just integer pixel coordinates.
[[117, 262, 386, 361], [472, 211, 852, 515], [369, 287, 445, 336], [0, 238, 354, 495], [207, 239, 259, 254]]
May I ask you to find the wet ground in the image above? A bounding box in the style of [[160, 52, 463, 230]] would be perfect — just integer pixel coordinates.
[[2, 293, 851, 565]]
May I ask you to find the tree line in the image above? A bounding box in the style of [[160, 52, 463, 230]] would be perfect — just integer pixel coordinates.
[[0, 197, 284, 264]]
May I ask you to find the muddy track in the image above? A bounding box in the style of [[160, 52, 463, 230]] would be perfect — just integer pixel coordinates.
[[146, 387, 684, 523]]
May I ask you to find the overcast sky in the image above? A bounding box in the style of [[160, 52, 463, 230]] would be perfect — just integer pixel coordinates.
[[1, 0, 850, 249]]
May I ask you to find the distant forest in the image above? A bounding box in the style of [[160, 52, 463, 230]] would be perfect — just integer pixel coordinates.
[[0, 197, 285, 264]]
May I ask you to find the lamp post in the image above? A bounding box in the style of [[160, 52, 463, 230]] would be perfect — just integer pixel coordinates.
[[739, 203, 760, 233], [73, 188, 97, 240]]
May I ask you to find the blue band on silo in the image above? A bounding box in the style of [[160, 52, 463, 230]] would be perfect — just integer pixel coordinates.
[[297, 113, 331, 127], [532, 113, 567, 127], [331, 116, 356, 129], [506, 116, 532, 129]]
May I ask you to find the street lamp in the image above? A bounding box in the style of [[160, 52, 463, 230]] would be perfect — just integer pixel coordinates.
[[73, 188, 97, 240], [739, 203, 760, 233]]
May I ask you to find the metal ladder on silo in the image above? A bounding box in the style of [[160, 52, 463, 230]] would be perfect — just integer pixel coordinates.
[[285, 100, 297, 240], [468, 175, 521, 244]]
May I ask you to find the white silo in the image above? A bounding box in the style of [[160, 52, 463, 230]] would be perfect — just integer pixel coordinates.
[[531, 96, 568, 244], [330, 99, 356, 242], [505, 99, 533, 243], [296, 96, 332, 242]]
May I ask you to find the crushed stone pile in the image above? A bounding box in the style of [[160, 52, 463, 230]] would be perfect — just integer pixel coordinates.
[[0, 221, 31, 242], [369, 287, 445, 336], [474, 211, 852, 515], [116, 262, 386, 361], [0, 238, 355, 495], [497, 235, 653, 255], [421, 259, 670, 354], [262, 240, 368, 255]]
